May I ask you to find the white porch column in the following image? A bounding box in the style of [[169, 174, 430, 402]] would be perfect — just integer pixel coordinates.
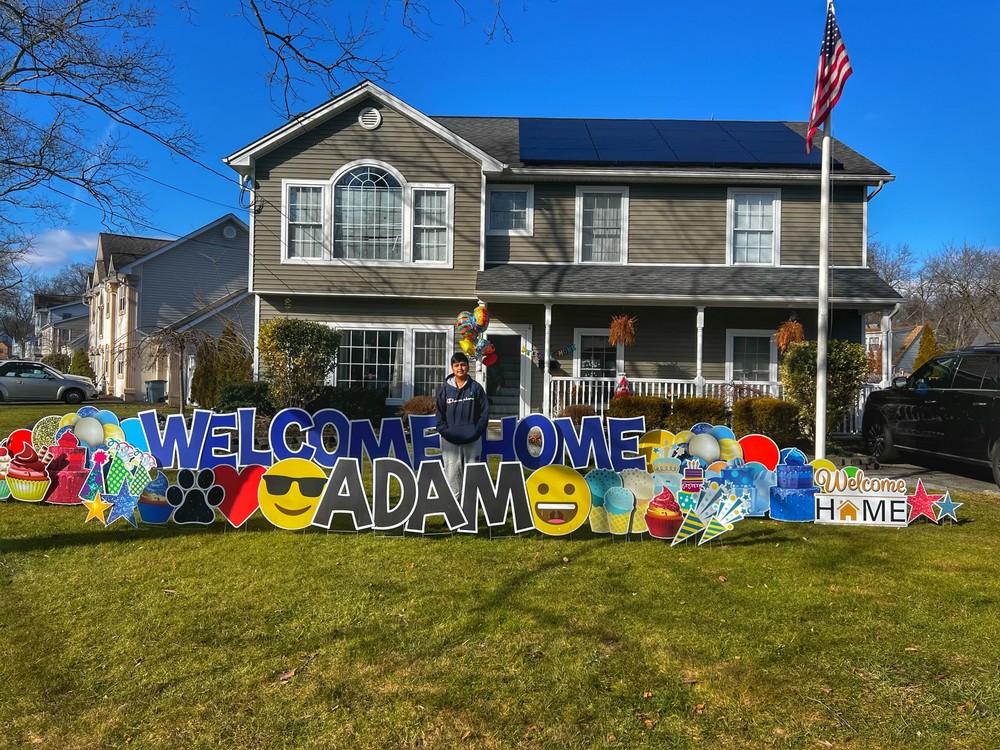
[[695, 306, 705, 397], [542, 303, 552, 416], [880, 312, 893, 388]]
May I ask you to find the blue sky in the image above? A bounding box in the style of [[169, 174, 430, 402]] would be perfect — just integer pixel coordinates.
[[24, 0, 999, 273]]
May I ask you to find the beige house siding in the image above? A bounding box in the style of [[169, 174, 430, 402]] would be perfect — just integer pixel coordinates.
[[253, 99, 483, 298], [780, 185, 865, 266], [486, 182, 865, 267]]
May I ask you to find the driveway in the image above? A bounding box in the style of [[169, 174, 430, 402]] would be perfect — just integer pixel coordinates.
[[865, 459, 998, 496]]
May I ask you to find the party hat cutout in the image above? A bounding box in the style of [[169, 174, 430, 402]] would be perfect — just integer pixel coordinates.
[[104, 454, 131, 494], [671, 510, 706, 546], [699, 517, 733, 545], [79, 462, 106, 502]]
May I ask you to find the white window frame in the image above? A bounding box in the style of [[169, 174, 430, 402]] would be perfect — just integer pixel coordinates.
[[726, 188, 781, 266], [329, 322, 452, 405], [725, 329, 778, 383], [280, 161, 454, 268], [575, 186, 629, 265], [281, 178, 329, 262], [409, 183, 455, 265], [573, 328, 625, 378], [486, 184, 534, 237]]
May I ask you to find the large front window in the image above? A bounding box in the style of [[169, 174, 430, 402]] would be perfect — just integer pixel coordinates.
[[282, 162, 453, 265], [334, 167, 403, 260], [576, 187, 628, 264], [729, 190, 779, 265], [335, 327, 449, 401]]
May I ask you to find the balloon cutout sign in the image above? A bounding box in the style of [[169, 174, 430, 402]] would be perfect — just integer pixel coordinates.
[[0, 407, 961, 539], [455, 305, 496, 366]]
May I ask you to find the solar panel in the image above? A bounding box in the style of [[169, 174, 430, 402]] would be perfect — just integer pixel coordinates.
[[519, 118, 835, 167]]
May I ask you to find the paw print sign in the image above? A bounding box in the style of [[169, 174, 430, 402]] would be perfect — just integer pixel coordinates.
[[167, 468, 225, 525]]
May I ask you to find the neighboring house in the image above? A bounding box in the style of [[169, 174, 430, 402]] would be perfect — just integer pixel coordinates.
[[224, 81, 902, 418], [864, 323, 924, 382], [31, 294, 89, 360], [0, 335, 10, 360], [972, 322, 1000, 347], [85, 215, 252, 403]]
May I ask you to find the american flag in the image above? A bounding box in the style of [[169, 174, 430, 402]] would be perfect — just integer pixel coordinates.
[[806, 1, 853, 153]]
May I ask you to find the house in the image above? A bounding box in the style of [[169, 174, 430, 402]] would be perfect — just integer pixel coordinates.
[[84, 215, 252, 403], [972, 322, 1000, 347], [224, 81, 901, 419], [864, 323, 924, 383], [31, 294, 89, 360]]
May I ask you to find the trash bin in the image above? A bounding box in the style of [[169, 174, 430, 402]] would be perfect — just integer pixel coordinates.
[[145, 380, 167, 403]]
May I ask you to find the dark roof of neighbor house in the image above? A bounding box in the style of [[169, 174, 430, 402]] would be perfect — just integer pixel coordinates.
[[94, 233, 172, 281], [32, 293, 80, 311], [434, 116, 890, 176], [476, 264, 902, 307]]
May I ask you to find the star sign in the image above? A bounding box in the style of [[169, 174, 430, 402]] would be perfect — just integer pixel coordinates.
[[104, 487, 141, 528], [907, 479, 944, 524], [83, 494, 113, 524], [933, 492, 962, 522]]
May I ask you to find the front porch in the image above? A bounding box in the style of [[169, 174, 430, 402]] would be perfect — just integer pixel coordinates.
[[546, 375, 877, 435]]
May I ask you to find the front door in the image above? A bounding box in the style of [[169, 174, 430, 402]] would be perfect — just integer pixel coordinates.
[[483, 324, 532, 419]]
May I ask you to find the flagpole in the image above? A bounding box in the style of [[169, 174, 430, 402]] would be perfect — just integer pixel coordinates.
[[815, 115, 832, 459]]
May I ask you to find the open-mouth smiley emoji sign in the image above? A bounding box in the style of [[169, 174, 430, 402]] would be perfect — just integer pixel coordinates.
[[258, 458, 328, 530], [526, 464, 592, 536]]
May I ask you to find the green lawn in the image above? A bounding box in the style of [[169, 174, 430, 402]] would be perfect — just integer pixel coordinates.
[[2, 494, 998, 749], [0, 402, 154, 438]]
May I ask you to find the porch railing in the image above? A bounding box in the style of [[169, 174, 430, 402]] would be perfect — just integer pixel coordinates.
[[548, 377, 879, 436]]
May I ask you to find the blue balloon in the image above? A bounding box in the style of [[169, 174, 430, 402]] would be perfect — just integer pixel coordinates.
[[94, 409, 120, 426], [77, 406, 99, 418], [690, 422, 714, 434], [708, 425, 736, 441]]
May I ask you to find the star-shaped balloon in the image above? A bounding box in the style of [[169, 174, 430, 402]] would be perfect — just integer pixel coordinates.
[[933, 492, 962, 522], [104, 487, 140, 528], [907, 479, 944, 524], [83, 495, 113, 524]]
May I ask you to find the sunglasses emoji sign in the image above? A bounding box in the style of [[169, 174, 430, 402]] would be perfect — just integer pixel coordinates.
[[258, 458, 328, 530]]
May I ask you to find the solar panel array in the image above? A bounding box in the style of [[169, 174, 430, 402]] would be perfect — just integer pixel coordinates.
[[519, 119, 834, 167]]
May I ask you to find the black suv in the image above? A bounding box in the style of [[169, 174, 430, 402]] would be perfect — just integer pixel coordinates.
[[862, 344, 1000, 487]]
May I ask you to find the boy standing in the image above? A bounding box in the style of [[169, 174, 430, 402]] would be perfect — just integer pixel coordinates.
[[435, 352, 490, 495]]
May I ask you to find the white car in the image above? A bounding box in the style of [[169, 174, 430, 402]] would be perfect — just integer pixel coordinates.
[[0, 360, 99, 404]]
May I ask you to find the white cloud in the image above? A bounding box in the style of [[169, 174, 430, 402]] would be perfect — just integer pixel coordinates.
[[21, 229, 99, 271]]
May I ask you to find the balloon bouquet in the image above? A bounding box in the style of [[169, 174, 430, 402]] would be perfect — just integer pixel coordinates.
[[455, 306, 497, 367]]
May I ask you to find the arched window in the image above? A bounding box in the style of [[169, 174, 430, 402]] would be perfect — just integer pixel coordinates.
[[333, 166, 403, 260]]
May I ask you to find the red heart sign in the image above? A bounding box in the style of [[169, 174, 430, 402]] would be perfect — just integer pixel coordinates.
[[215, 464, 266, 527]]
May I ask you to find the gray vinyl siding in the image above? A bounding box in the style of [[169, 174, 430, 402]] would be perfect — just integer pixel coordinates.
[[778, 185, 865, 266], [190, 297, 255, 341], [486, 182, 865, 267], [486, 184, 576, 264], [253, 99, 483, 298], [628, 186, 728, 264], [136, 220, 249, 330]]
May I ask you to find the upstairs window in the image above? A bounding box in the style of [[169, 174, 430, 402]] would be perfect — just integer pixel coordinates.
[[576, 187, 628, 264], [288, 186, 325, 259], [728, 189, 780, 265], [487, 185, 534, 236], [334, 166, 402, 261]]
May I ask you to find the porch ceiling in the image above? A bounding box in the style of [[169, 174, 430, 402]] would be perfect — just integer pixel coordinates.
[[476, 264, 903, 309]]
